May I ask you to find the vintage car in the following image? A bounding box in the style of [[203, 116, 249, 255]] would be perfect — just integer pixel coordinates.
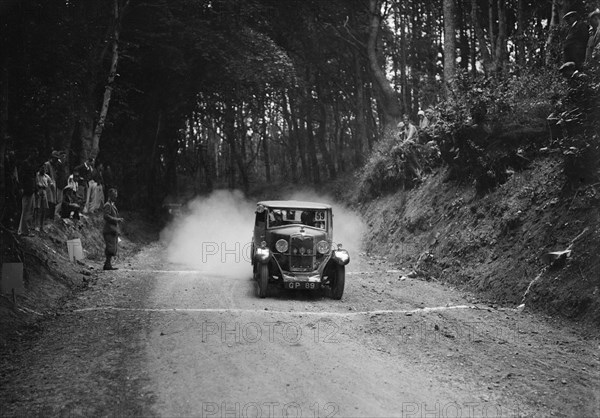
[[251, 200, 350, 299]]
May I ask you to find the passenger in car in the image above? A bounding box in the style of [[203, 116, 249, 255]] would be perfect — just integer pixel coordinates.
[[269, 210, 284, 227]]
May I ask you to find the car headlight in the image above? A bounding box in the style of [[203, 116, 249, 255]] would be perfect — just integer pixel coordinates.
[[317, 240, 330, 255], [275, 239, 288, 253], [255, 247, 271, 262], [333, 249, 350, 265]]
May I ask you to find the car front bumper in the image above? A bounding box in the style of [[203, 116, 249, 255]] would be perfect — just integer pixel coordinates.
[[281, 272, 321, 283]]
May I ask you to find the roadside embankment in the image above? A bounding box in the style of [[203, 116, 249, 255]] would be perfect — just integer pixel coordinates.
[[0, 213, 157, 348], [339, 156, 599, 328]]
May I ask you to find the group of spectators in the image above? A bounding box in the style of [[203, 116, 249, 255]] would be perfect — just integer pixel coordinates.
[[397, 109, 438, 144], [11, 151, 114, 237]]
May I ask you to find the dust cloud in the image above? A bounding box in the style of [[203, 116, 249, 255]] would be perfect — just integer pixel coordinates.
[[161, 189, 366, 277], [161, 190, 255, 278]]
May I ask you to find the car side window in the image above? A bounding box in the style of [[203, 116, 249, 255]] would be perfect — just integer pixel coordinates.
[[255, 211, 266, 226]]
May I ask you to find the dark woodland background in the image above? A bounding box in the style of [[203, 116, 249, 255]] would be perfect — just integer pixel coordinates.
[[1, 0, 598, 212]]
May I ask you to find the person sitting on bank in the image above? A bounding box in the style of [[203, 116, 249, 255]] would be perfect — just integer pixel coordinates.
[[401, 114, 418, 143], [60, 183, 81, 220], [418, 110, 429, 129], [425, 108, 437, 127], [103, 188, 124, 271]]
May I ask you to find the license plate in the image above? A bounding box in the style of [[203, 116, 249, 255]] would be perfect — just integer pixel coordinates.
[[286, 282, 320, 290]]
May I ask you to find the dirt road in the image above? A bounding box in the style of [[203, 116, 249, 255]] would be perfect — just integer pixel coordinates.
[[1, 243, 598, 417]]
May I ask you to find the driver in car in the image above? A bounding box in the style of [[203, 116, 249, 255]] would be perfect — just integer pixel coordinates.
[[301, 210, 315, 227]]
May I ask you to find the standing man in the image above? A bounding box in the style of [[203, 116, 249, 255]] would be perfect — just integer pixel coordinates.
[[76, 157, 94, 213], [17, 154, 36, 236], [43, 151, 61, 219], [34, 164, 53, 232], [563, 11, 589, 69], [586, 9, 600, 66], [103, 188, 124, 271], [54, 151, 68, 219]]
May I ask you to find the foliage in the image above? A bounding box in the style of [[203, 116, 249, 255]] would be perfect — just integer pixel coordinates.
[[427, 69, 566, 193], [357, 128, 441, 200], [547, 70, 600, 186]]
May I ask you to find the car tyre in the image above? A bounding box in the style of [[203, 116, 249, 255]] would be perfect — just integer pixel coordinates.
[[331, 264, 345, 300], [257, 263, 269, 298]]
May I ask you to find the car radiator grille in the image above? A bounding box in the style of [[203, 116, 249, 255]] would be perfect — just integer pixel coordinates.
[[290, 234, 314, 272]]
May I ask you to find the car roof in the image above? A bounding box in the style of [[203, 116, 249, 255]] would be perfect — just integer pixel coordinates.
[[257, 200, 332, 210]]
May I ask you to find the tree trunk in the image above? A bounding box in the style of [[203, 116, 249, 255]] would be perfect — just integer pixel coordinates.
[[288, 94, 307, 179], [164, 128, 178, 198], [0, 40, 7, 221], [443, 0, 457, 92], [354, 52, 367, 167], [304, 99, 320, 184], [470, 17, 477, 76], [198, 141, 213, 192], [281, 92, 298, 183], [224, 103, 249, 191], [493, 0, 507, 72], [516, 0, 526, 67], [399, 13, 409, 113], [316, 100, 335, 179], [457, 0, 469, 71], [79, 110, 95, 163], [471, 0, 492, 74], [333, 103, 345, 174], [261, 102, 271, 183], [367, 0, 402, 127], [545, 0, 561, 66], [90, 0, 129, 159], [147, 109, 162, 205], [410, 1, 420, 114], [488, 0, 496, 62]]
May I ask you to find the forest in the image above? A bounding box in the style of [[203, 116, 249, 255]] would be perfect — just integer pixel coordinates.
[[1, 0, 599, 213]]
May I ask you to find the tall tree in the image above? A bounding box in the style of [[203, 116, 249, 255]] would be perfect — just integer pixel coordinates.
[[443, 0, 457, 92], [516, 0, 526, 67], [493, 0, 508, 72], [471, 0, 492, 73], [545, 0, 562, 66], [90, 0, 129, 159], [367, 0, 402, 126]]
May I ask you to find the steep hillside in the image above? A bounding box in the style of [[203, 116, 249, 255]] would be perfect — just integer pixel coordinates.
[[352, 157, 599, 327]]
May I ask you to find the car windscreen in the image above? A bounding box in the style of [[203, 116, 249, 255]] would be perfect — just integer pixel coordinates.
[[267, 209, 328, 230]]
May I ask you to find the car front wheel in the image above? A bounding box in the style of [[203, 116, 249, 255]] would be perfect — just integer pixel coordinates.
[[330, 264, 345, 300], [257, 264, 269, 298]]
